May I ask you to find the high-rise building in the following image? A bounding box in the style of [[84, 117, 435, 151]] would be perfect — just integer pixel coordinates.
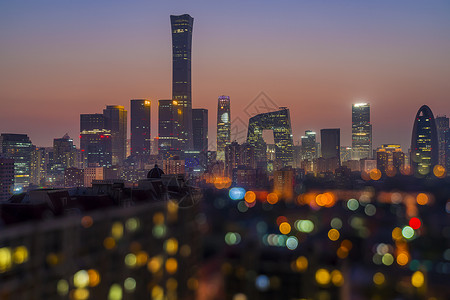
[[84, 166, 104, 187], [435, 115, 449, 167], [131, 99, 151, 158], [411, 105, 439, 176], [192, 108, 208, 152], [171, 14, 194, 151], [247, 108, 294, 168], [53, 134, 77, 171], [103, 105, 127, 165], [64, 167, 84, 188], [80, 114, 112, 167], [301, 130, 318, 161], [217, 96, 231, 161], [352, 103, 372, 160], [0, 157, 14, 201], [158, 100, 179, 157], [320, 129, 341, 164], [0, 133, 33, 189], [30, 146, 47, 186]]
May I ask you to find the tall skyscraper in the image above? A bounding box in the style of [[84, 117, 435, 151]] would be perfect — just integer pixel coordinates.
[[320, 128, 341, 164], [411, 105, 439, 176], [158, 100, 179, 157], [217, 95, 231, 161], [435, 115, 449, 167], [80, 114, 112, 167], [247, 108, 294, 167], [301, 130, 317, 161], [103, 105, 127, 165], [131, 99, 151, 158], [0, 133, 33, 189], [192, 108, 208, 152], [171, 14, 194, 151], [30, 146, 47, 186], [53, 134, 77, 169], [352, 103, 372, 160]]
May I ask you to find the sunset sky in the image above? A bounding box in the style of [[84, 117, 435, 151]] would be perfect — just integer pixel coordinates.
[[1, 0, 449, 149]]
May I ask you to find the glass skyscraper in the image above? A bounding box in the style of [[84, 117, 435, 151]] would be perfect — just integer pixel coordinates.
[[130, 99, 151, 158], [158, 100, 179, 157], [80, 114, 112, 168], [0, 133, 33, 189], [217, 96, 231, 161], [171, 14, 194, 151], [352, 103, 372, 160], [103, 105, 127, 166], [192, 108, 208, 152], [411, 105, 439, 176], [435, 115, 449, 167]]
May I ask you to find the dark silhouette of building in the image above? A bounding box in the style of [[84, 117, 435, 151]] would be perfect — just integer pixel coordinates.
[[103, 105, 127, 165], [171, 14, 194, 151], [217, 95, 231, 161], [320, 129, 340, 165], [158, 100, 179, 157], [0, 133, 33, 189], [352, 103, 372, 160], [0, 157, 14, 201], [411, 105, 439, 176], [80, 114, 112, 167], [247, 108, 294, 168], [131, 99, 151, 158], [192, 108, 208, 152]]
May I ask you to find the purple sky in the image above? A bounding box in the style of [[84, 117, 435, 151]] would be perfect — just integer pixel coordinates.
[[1, 0, 449, 149]]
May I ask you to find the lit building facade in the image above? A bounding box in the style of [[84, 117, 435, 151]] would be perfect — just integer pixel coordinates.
[[0, 157, 14, 201], [158, 100, 179, 157], [64, 167, 84, 187], [435, 115, 449, 167], [301, 130, 317, 161], [217, 95, 231, 161], [192, 108, 208, 152], [80, 114, 112, 168], [411, 105, 439, 176], [103, 105, 127, 165], [0, 133, 33, 189], [247, 108, 294, 167], [30, 146, 47, 186], [352, 103, 372, 160], [171, 14, 194, 151], [131, 99, 151, 158]]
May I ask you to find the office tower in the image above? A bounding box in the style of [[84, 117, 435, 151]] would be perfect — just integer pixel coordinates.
[[301, 130, 317, 161], [158, 100, 179, 157], [80, 114, 112, 167], [393, 149, 406, 171], [352, 103, 372, 160], [247, 108, 294, 167], [163, 157, 185, 175], [411, 105, 439, 176], [320, 129, 341, 163], [0, 157, 14, 201], [131, 100, 151, 158], [0, 133, 33, 189], [30, 146, 47, 186], [225, 141, 242, 178], [84, 166, 104, 187], [103, 105, 127, 165], [376, 148, 389, 174], [274, 167, 294, 200], [171, 14, 194, 151], [53, 134, 77, 169], [217, 95, 231, 161], [192, 108, 208, 152], [435, 116, 449, 167], [340, 146, 352, 163]]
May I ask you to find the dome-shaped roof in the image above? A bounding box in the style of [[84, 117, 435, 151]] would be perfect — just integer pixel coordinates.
[[147, 164, 164, 178]]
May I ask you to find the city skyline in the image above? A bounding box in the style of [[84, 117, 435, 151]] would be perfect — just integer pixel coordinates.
[[1, 1, 450, 150]]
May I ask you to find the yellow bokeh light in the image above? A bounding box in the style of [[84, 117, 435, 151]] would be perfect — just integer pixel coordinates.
[[153, 212, 165, 224], [73, 270, 89, 288], [124, 253, 137, 268], [0, 247, 12, 273], [295, 256, 308, 272], [392, 227, 402, 241], [136, 251, 148, 266], [165, 258, 178, 274], [166, 278, 178, 290], [315, 269, 331, 285], [46, 253, 60, 265], [72, 288, 89, 300], [244, 191, 256, 203], [111, 222, 123, 239], [87, 269, 101, 287], [267, 193, 279, 204], [164, 238, 179, 255], [147, 256, 163, 273], [279, 222, 291, 235], [151, 285, 164, 300], [328, 229, 340, 241], [337, 247, 349, 259], [373, 272, 385, 285], [411, 271, 424, 288], [341, 240, 353, 251], [416, 193, 429, 205], [369, 169, 382, 181], [13, 246, 28, 264], [433, 165, 446, 178], [103, 237, 116, 250], [331, 270, 344, 286]]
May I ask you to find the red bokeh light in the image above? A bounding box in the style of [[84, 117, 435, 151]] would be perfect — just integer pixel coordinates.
[[409, 217, 421, 230]]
